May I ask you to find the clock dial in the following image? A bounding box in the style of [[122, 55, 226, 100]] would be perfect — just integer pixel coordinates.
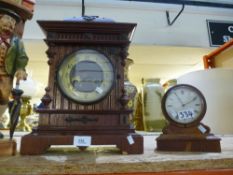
[[162, 84, 206, 125], [57, 49, 115, 104]]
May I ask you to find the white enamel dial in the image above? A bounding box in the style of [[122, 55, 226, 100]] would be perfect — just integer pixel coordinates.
[[163, 84, 206, 125]]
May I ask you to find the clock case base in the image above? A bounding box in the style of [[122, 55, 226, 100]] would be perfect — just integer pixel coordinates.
[[156, 134, 221, 152], [156, 123, 221, 152], [20, 132, 143, 155]]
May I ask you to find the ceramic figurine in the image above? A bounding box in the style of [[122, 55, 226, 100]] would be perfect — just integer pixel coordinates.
[[0, 7, 29, 137]]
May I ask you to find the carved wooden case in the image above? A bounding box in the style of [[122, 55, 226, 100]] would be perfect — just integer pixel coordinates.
[[20, 20, 143, 155], [37, 21, 134, 130]]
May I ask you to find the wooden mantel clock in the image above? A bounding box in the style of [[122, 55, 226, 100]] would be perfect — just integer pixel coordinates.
[[156, 84, 221, 152], [20, 19, 143, 155]]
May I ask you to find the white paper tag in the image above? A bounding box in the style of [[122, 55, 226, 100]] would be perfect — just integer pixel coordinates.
[[177, 108, 194, 121], [73, 136, 92, 147], [96, 87, 103, 94], [198, 125, 207, 134], [127, 135, 135, 145]]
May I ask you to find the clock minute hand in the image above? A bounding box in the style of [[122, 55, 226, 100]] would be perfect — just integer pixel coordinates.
[[174, 92, 185, 106]]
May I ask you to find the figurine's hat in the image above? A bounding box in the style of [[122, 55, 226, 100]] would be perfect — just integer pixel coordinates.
[[0, 0, 33, 20], [0, 7, 21, 22]]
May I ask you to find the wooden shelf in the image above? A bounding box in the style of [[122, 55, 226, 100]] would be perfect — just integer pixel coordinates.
[[1, 132, 233, 175]]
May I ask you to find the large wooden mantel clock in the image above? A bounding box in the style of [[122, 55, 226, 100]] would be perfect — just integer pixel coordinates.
[[20, 19, 143, 155]]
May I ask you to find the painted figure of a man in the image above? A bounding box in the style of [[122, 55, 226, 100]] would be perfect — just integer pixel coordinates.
[[0, 7, 28, 136]]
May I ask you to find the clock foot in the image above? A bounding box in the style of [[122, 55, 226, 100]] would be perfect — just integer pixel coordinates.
[[116, 134, 143, 154], [156, 134, 221, 152], [20, 134, 51, 155]]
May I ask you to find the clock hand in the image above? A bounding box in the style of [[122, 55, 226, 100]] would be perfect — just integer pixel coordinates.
[[174, 92, 185, 106], [184, 97, 197, 106]]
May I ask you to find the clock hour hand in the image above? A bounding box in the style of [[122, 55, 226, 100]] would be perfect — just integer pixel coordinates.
[[184, 96, 197, 106]]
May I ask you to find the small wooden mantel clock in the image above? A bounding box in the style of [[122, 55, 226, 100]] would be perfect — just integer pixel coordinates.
[[20, 18, 143, 155], [156, 84, 221, 152]]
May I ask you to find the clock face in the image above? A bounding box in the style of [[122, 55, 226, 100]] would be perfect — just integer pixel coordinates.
[[57, 49, 115, 104], [162, 84, 206, 126]]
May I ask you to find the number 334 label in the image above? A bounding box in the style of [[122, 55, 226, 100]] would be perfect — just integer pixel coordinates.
[[178, 109, 195, 120]]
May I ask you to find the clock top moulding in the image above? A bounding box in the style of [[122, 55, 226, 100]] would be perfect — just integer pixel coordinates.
[[20, 19, 143, 155]]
